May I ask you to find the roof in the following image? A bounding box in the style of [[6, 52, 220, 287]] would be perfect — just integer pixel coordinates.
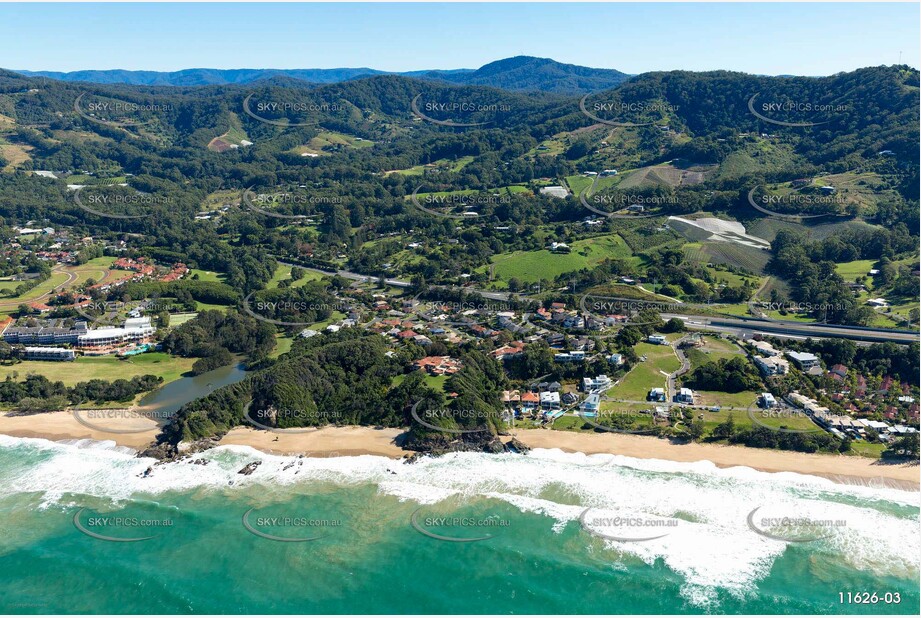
[[787, 351, 818, 362]]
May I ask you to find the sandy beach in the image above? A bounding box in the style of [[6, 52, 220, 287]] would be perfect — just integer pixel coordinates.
[[515, 429, 920, 489], [218, 425, 407, 458], [2, 411, 917, 488], [0, 409, 160, 450]]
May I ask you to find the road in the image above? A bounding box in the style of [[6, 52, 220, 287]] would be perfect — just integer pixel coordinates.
[[664, 314, 919, 344], [282, 259, 511, 300], [278, 258, 917, 344], [666, 337, 692, 403]]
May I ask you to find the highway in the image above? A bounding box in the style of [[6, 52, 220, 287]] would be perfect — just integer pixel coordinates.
[[664, 314, 919, 344], [280, 258, 917, 345]]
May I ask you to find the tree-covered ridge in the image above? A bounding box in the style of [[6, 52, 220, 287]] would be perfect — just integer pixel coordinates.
[[154, 325, 512, 450], [14, 56, 631, 94]]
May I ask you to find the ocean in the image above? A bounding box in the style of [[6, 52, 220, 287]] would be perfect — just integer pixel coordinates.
[[0, 435, 918, 615]]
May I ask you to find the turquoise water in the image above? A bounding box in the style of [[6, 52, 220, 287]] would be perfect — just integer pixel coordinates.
[[0, 436, 918, 614]]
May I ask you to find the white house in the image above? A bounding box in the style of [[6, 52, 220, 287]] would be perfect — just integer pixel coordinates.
[[582, 375, 612, 392]]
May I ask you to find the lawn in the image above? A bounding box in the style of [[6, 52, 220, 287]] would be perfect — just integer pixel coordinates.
[[0, 271, 71, 312], [293, 131, 374, 156], [168, 312, 199, 326], [195, 301, 233, 312], [564, 174, 620, 197], [685, 336, 743, 368], [848, 441, 887, 458], [606, 342, 680, 401], [384, 156, 474, 176], [269, 334, 295, 359], [697, 406, 819, 435], [0, 352, 196, 387], [835, 259, 877, 282], [266, 264, 324, 289], [694, 390, 762, 409], [392, 372, 448, 392], [481, 233, 633, 283], [188, 269, 226, 283]]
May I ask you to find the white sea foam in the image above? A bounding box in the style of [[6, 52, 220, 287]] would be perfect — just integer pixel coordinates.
[[1, 435, 918, 606]]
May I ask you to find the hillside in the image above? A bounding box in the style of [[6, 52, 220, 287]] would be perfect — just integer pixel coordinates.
[[14, 56, 630, 94]]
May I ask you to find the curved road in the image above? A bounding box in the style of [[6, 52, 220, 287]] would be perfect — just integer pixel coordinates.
[[273, 258, 918, 345]]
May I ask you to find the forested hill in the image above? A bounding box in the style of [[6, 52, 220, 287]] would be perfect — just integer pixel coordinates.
[[0, 64, 916, 298], [415, 56, 631, 94], [14, 56, 629, 94]]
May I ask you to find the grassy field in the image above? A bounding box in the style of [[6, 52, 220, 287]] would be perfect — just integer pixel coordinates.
[[694, 390, 762, 409], [716, 140, 800, 180], [188, 269, 226, 283], [293, 131, 374, 156], [685, 337, 744, 368], [200, 189, 240, 211], [0, 352, 196, 387], [269, 334, 295, 359], [0, 271, 71, 312], [705, 265, 761, 289], [607, 342, 680, 401], [848, 441, 887, 458], [392, 372, 448, 392], [0, 138, 32, 172], [481, 233, 633, 284], [564, 174, 620, 196], [384, 156, 474, 176], [168, 312, 198, 326], [696, 406, 821, 434], [195, 301, 233, 312], [266, 264, 324, 289], [834, 259, 877, 282]]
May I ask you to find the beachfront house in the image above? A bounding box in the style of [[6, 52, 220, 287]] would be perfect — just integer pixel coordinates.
[[580, 393, 601, 417]]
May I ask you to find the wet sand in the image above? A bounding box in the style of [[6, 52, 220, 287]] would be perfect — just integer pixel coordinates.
[[2, 412, 916, 489]]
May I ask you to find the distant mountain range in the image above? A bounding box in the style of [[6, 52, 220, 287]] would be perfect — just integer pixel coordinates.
[[15, 56, 632, 94]]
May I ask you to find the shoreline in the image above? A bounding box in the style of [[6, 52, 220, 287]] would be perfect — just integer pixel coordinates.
[[1, 411, 917, 490]]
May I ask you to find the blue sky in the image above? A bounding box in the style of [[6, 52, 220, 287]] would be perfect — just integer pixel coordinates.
[[1, 2, 918, 75]]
